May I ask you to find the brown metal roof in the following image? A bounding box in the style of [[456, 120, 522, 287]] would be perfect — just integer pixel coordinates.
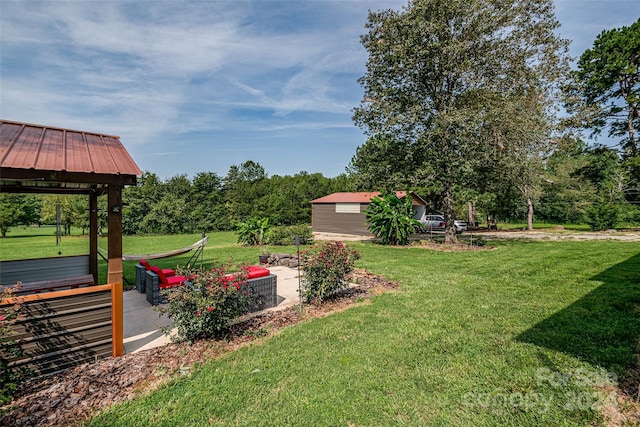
[[1, 120, 141, 191], [312, 191, 426, 205]]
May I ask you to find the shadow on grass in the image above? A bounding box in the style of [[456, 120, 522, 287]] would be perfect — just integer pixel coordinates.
[[517, 252, 640, 376]]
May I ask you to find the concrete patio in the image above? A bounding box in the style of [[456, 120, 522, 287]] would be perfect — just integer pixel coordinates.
[[123, 266, 302, 353]]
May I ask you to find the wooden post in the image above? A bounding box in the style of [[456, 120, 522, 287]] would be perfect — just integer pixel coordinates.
[[107, 185, 124, 356], [89, 190, 98, 284]]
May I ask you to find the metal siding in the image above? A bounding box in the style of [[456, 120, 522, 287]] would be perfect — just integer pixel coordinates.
[[0, 255, 90, 285], [2, 288, 113, 378], [312, 203, 373, 236]]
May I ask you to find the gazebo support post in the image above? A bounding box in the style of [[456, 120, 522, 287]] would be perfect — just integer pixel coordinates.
[[89, 190, 98, 284], [108, 185, 124, 356]]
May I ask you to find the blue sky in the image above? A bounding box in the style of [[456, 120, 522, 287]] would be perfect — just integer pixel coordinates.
[[1, 1, 638, 180]]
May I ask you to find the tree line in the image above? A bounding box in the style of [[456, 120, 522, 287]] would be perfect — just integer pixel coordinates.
[[0, 161, 353, 237]]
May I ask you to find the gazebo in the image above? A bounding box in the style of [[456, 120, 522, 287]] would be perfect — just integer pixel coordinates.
[[0, 119, 141, 375]]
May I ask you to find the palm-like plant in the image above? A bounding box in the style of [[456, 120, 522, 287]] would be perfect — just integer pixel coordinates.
[[235, 217, 270, 246], [364, 193, 421, 245]]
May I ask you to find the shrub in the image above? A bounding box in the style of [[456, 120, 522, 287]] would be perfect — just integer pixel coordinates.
[[364, 192, 421, 245], [300, 241, 360, 304], [1, 285, 25, 408], [157, 263, 251, 342], [236, 217, 270, 246], [586, 199, 620, 231], [267, 224, 313, 246]]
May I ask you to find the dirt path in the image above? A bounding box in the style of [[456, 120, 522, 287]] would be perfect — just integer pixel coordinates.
[[470, 229, 640, 242], [315, 230, 640, 242]]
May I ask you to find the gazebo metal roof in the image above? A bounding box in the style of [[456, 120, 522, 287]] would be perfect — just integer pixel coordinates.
[[1, 119, 141, 193]]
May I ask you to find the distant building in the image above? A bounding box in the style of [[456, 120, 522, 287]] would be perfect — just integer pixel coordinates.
[[311, 191, 427, 236]]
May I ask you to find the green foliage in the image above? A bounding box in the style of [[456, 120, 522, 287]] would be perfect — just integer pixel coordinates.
[[157, 264, 251, 342], [586, 199, 620, 231], [40, 195, 89, 235], [236, 217, 270, 246], [0, 285, 25, 408], [119, 165, 353, 235], [565, 18, 640, 186], [300, 241, 359, 304], [352, 0, 569, 242], [0, 194, 42, 238], [267, 224, 313, 246], [364, 193, 420, 245]]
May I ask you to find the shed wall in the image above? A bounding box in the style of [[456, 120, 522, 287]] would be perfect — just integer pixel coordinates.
[[312, 203, 373, 236]]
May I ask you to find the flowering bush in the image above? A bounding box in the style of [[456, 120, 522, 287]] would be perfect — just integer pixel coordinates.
[[157, 262, 251, 342], [1, 285, 25, 407], [300, 241, 360, 304]]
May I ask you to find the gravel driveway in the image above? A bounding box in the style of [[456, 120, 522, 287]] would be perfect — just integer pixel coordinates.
[[314, 230, 640, 242]]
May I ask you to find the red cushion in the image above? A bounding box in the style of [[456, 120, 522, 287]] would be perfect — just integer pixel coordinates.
[[246, 266, 270, 279], [150, 265, 186, 288], [159, 275, 187, 289], [142, 260, 175, 276]]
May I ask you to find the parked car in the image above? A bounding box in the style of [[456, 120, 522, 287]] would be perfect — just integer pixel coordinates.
[[454, 219, 468, 233], [416, 215, 468, 234], [417, 215, 446, 232]]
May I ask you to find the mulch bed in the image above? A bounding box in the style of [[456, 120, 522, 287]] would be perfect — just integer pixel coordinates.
[[0, 269, 398, 427]]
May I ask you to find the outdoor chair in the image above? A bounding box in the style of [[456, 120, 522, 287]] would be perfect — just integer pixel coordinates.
[[149, 265, 188, 289], [139, 259, 176, 277]]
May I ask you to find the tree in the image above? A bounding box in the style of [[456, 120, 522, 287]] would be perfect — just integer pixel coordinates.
[[565, 19, 640, 190], [190, 172, 224, 232], [353, 0, 569, 242], [537, 137, 596, 224], [40, 195, 88, 235], [0, 194, 20, 237], [122, 171, 162, 235], [223, 161, 268, 227]]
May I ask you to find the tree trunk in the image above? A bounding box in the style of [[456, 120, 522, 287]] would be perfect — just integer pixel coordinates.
[[527, 197, 534, 231], [443, 185, 458, 244], [467, 201, 474, 228], [628, 105, 640, 183]]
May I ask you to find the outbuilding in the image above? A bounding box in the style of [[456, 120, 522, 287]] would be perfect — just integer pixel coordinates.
[[311, 191, 427, 236]]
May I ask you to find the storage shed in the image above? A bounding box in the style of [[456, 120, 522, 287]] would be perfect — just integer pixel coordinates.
[[311, 191, 427, 236]]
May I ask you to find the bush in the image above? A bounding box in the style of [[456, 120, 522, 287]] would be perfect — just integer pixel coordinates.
[[267, 224, 313, 246], [236, 217, 270, 246], [364, 192, 421, 245], [1, 285, 25, 408], [586, 199, 620, 231], [157, 263, 251, 342], [300, 241, 360, 304]]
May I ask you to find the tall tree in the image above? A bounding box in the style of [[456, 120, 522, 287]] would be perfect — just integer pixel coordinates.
[[565, 19, 640, 193], [353, 0, 569, 242]]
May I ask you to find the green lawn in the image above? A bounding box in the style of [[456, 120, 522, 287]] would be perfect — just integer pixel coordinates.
[[0, 228, 274, 287], [80, 238, 640, 426]]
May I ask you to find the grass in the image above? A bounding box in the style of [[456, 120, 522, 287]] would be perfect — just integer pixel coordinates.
[[81, 238, 640, 426], [0, 227, 278, 287]]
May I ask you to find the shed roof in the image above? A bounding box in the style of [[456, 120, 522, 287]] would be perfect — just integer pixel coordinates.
[[1, 120, 141, 192], [312, 191, 426, 205]]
